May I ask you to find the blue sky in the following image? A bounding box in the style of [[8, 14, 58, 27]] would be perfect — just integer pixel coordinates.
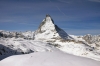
[[0, 0, 100, 35]]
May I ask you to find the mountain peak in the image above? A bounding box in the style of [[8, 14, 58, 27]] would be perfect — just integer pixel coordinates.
[[46, 14, 50, 17], [37, 14, 54, 33], [34, 15, 72, 40], [45, 14, 53, 22]]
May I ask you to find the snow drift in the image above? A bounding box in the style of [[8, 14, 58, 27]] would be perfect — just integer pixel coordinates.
[[0, 50, 100, 66]]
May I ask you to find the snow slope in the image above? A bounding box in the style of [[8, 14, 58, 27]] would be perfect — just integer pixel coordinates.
[[0, 37, 100, 61], [55, 41, 100, 61], [0, 38, 54, 56], [0, 50, 100, 66]]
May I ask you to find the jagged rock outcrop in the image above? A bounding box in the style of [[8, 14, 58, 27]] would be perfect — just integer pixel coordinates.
[[83, 34, 100, 44], [33, 14, 72, 40], [82, 34, 100, 49]]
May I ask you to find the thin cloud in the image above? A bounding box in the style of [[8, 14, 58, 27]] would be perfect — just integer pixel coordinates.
[[0, 0, 57, 13], [0, 20, 14, 23], [56, 6, 68, 17], [18, 23, 37, 26], [48, 0, 68, 17]]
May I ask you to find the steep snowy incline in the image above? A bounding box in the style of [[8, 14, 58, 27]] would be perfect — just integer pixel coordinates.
[[34, 14, 72, 40], [0, 38, 54, 57], [0, 50, 100, 66]]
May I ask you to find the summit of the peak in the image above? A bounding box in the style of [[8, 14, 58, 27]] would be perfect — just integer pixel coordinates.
[[45, 14, 53, 22], [46, 14, 51, 17]]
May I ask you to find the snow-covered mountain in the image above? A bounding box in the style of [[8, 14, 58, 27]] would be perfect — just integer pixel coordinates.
[[83, 34, 100, 47], [0, 30, 34, 39], [0, 15, 100, 62], [33, 14, 72, 40]]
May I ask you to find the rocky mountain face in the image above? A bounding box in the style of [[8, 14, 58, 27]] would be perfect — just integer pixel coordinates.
[[33, 14, 72, 40], [82, 34, 100, 50], [83, 34, 100, 44]]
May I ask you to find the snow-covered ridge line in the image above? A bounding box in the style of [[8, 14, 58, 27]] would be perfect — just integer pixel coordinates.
[[0, 30, 34, 39]]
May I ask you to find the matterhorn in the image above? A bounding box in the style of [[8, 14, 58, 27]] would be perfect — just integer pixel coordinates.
[[33, 14, 72, 40]]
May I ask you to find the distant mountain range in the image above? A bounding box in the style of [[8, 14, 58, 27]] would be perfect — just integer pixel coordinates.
[[0, 15, 100, 61]]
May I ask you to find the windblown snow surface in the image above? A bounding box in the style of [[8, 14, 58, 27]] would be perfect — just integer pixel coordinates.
[[0, 49, 100, 66]]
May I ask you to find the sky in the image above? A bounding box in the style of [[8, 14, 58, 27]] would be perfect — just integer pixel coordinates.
[[0, 0, 100, 35]]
